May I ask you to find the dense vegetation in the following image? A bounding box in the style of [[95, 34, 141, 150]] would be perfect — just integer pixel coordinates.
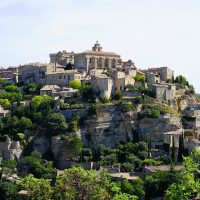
[[0, 75, 198, 199]]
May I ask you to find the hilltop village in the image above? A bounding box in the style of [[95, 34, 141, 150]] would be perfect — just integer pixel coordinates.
[[0, 42, 200, 199]]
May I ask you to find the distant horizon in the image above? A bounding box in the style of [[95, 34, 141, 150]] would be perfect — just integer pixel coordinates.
[[0, 0, 199, 92]]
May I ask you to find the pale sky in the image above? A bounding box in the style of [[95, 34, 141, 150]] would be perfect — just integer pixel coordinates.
[[0, 0, 200, 92]]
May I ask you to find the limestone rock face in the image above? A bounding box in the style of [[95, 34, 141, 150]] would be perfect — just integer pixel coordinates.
[[136, 115, 182, 141], [82, 105, 135, 149], [0, 138, 22, 160], [51, 136, 72, 169], [81, 105, 182, 149], [33, 137, 50, 155]]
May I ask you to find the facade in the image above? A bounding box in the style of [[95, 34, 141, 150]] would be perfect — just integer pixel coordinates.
[[40, 85, 78, 97], [0, 67, 18, 83], [40, 85, 61, 96], [46, 70, 83, 87], [74, 41, 122, 72], [150, 83, 176, 103], [18, 63, 54, 85], [18, 63, 83, 87], [49, 50, 75, 66], [146, 72, 160, 84], [91, 74, 114, 98], [143, 67, 174, 82]]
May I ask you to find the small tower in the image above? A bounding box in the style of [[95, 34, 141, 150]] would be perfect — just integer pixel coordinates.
[[92, 41, 102, 52]]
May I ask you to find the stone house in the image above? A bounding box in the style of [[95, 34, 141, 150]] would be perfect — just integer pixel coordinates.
[[40, 85, 78, 98], [74, 41, 122, 72], [45, 70, 83, 87], [49, 50, 75, 66], [146, 72, 160, 84], [150, 83, 176, 103], [0, 67, 18, 83], [144, 67, 174, 82], [91, 74, 114, 98]]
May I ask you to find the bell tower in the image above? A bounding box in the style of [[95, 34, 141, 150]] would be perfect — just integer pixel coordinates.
[[92, 41, 102, 52]]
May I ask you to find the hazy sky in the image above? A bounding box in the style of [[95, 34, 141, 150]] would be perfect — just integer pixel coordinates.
[[0, 0, 199, 92]]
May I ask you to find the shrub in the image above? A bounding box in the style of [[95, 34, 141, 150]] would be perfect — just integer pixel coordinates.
[[112, 92, 124, 100], [121, 103, 134, 112], [16, 133, 25, 141], [99, 97, 110, 104], [88, 104, 97, 116], [5, 85, 18, 93], [69, 80, 82, 89], [134, 75, 145, 83]]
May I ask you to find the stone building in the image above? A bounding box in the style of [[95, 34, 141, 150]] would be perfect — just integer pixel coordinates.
[[18, 62, 57, 85], [45, 70, 83, 87], [146, 72, 160, 84], [74, 41, 122, 72], [143, 67, 174, 82], [0, 67, 18, 83], [150, 83, 176, 104], [49, 50, 75, 66], [18, 63, 84, 87], [112, 71, 135, 92], [91, 74, 114, 98]]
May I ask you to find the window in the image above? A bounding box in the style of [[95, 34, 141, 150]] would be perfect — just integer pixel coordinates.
[[59, 75, 62, 79]]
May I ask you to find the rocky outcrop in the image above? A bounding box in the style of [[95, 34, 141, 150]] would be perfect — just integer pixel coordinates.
[[81, 105, 182, 149], [82, 105, 135, 149], [33, 137, 50, 155], [136, 114, 182, 141], [0, 138, 22, 160]]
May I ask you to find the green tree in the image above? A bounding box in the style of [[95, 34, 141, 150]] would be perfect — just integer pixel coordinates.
[[144, 171, 179, 199], [164, 155, 200, 200], [53, 167, 109, 200], [0, 160, 18, 181], [22, 151, 56, 179], [0, 99, 11, 109], [21, 174, 52, 200], [18, 117, 33, 133], [46, 113, 67, 136], [69, 135, 83, 158], [32, 95, 53, 110], [5, 85, 18, 93], [0, 181, 20, 200], [69, 80, 82, 89], [171, 136, 176, 163]]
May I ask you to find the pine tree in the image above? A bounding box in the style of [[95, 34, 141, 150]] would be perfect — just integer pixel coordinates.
[[171, 136, 176, 163]]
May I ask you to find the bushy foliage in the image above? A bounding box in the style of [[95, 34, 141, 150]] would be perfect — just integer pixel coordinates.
[[164, 152, 200, 199], [69, 80, 82, 89], [16, 133, 25, 141], [23, 83, 40, 95], [0, 181, 20, 200], [5, 85, 18, 93], [88, 104, 97, 116], [53, 167, 138, 200], [99, 96, 110, 104], [134, 75, 146, 83], [144, 171, 180, 199], [112, 92, 124, 100], [0, 99, 10, 109], [22, 151, 56, 179], [0, 92, 22, 102], [46, 112, 67, 136]]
